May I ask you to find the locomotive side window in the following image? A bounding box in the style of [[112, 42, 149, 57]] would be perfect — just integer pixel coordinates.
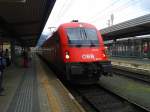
[[66, 28, 99, 47]]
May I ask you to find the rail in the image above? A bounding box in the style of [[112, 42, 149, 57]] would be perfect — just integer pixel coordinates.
[[112, 66, 150, 83], [65, 84, 149, 112]]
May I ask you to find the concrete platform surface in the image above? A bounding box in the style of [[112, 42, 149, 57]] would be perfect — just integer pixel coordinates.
[[0, 56, 86, 112], [0, 65, 25, 112], [37, 57, 86, 112], [110, 57, 150, 74], [111, 57, 150, 64], [99, 75, 150, 111]]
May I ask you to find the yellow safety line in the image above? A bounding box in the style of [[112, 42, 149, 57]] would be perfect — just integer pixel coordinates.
[[37, 61, 62, 112], [56, 79, 86, 112]]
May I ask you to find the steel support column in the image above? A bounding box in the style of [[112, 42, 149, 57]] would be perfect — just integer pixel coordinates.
[[11, 40, 16, 64]]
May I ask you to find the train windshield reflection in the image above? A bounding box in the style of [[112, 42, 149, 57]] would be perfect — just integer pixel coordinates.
[[66, 28, 99, 47]]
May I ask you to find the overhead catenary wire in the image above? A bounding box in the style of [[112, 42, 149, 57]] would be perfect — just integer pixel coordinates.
[[47, 0, 71, 28], [111, 0, 141, 14], [54, 0, 123, 26], [87, 0, 122, 22], [89, 0, 132, 22], [55, 0, 76, 25], [53, 0, 73, 26], [88, 0, 140, 23], [114, 2, 149, 23]]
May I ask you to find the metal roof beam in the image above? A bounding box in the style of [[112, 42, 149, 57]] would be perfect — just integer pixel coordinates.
[[103, 29, 150, 41], [0, 16, 23, 44], [100, 14, 150, 40], [10, 20, 42, 26], [18, 33, 40, 37]]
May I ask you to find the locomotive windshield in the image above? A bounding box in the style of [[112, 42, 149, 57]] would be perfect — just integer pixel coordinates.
[[66, 28, 99, 47]]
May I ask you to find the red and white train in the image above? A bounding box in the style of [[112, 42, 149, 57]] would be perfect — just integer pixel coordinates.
[[40, 21, 112, 84]]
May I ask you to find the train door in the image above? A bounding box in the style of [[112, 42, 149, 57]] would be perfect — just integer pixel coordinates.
[[134, 39, 140, 57], [142, 38, 149, 58], [117, 42, 120, 56], [147, 38, 150, 59], [124, 40, 127, 57], [121, 41, 124, 56], [112, 42, 116, 56], [135, 39, 142, 58], [127, 39, 132, 57], [131, 39, 135, 57]]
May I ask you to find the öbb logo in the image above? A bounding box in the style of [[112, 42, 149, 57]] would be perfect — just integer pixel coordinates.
[[82, 54, 95, 59]]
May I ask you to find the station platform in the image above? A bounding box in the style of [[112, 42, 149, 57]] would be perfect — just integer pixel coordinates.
[[0, 56, 85, 112], [99, 75, 150, 111], [110, 57, 150, 74]]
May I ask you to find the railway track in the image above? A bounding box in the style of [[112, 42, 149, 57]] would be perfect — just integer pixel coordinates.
[[66, 84, 148, 112], [40, 56, 150, 112], [112, 67, 150, 83]]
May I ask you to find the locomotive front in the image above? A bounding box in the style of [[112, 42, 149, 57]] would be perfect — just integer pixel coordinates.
[[60, 22, 112, 83]]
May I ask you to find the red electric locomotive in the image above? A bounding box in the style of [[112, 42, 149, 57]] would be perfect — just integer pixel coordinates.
[[41, 21, 112, 84]]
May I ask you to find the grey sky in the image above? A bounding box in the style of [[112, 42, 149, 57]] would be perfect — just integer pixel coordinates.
[[37, 0, 150, 46], [139, 0, 150, 11]]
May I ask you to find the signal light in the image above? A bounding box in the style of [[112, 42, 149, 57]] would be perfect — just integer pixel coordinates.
[[65, 51, 70, 59]]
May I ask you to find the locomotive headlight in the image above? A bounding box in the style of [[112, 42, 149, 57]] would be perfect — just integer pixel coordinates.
[[102, 50, 107, 58], [102, 53, 106, 57], [65, 51, 70, 59]]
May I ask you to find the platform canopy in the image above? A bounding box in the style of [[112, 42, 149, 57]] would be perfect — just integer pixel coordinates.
[[100, 14, 150, 41], [0, 0, 56, 47]]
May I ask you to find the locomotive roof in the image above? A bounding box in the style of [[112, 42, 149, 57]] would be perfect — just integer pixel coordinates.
[[59, 22, 97, 28]]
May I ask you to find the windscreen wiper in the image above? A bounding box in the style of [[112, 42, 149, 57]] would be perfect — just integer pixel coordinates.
[[83, 29, 88, 40]]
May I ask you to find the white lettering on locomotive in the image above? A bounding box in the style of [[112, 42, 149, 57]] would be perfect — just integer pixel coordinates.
[[82, 54, 95, 59]]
